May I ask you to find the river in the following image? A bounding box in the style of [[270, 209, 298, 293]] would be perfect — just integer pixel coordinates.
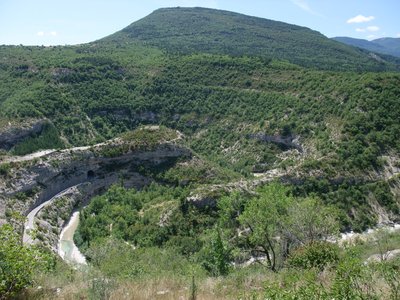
[[58, 211, 87, 265]]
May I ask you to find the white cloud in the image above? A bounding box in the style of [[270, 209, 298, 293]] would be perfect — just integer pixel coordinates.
[[355, 26, 379, 33], [396, 33, 400, 37], [347, 15, 375, 24], [36, 31, 58, 37], [291, 0, 323, 17], [366, 26, 379, 32], [367, 35, 376, 40]]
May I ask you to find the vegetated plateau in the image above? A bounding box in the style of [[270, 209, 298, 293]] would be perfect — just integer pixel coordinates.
[[0, 7, 400, 299]]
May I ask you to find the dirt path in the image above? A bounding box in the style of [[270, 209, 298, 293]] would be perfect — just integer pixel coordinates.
[[1, 141, 108, 164], [1, 149, 56, 163]]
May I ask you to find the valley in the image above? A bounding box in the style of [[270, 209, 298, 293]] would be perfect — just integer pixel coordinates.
[[0, 6, 400, 299]]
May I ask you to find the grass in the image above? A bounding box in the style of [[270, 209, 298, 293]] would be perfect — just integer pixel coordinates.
[[19, 249, 400, 300], [121, 126, 179, 148], [21, 263, 271, 300], [351, 229, 400, 260]]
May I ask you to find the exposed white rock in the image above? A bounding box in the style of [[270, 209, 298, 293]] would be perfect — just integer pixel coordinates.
[[367, 249, 400, 263]]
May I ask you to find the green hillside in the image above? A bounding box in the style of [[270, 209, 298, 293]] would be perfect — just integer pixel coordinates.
[[1, 7, 400, 299], [107, 7, 399, 71], [1, 45, 399, 229]]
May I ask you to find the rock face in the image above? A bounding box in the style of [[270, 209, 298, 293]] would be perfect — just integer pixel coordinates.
[[187, 169, 285, 208], [0, 119, 48, 150], [0, 139, 191, 245], [248, 133, 302, 151]]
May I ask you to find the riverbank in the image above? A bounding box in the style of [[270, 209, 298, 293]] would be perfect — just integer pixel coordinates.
[[339, 223, 400, 245], [58, 212, 86, 265]]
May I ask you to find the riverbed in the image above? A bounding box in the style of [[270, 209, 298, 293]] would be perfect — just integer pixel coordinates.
[[58, 212, 87, 265], [339, 223, 400, 244]]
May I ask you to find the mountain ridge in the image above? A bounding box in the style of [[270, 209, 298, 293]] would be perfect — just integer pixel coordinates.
[[103, 7, 399, 71], [333, 36, 400, 58]]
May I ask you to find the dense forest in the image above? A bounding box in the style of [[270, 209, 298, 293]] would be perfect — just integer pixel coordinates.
[[1, 7, 400, 299]]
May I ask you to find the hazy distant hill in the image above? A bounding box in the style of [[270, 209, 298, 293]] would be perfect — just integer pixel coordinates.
[[333, 36, 400, 58], [105, 7, 398, 71]]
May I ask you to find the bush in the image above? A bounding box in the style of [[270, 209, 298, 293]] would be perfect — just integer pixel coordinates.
[[0, 224, 52, 299], [288, 241, 340, 270], [0, 163, 11, 177], [11, 123, 64, 155], [197, 229, 231, 276]]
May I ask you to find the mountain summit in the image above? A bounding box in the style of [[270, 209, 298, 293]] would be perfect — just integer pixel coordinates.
[[105, 7, 397, 71], [333, 36, 400, 58]]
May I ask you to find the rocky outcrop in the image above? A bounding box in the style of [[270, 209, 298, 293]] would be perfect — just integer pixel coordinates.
[[95, 110, 159, 123], [0, 119, 48, 150], [248, 133, 302, 151], [187, 169, 285, 208]]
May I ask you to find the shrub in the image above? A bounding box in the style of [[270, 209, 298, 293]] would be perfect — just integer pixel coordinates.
[[0, 163, 11, 176], [0, 224, 52, 299], [197, 229, 231, 276], [288, 241, 340, 270]]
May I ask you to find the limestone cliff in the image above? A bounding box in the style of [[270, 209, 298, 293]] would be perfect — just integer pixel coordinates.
[[0, 119, 48, 151]]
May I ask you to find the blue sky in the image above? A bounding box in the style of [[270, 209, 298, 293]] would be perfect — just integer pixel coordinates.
[[0, 0, 399, 46]]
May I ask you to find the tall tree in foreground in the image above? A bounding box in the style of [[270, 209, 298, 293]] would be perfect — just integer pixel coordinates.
[[239, 183, 293, 271], [238, 183, 340, 271]]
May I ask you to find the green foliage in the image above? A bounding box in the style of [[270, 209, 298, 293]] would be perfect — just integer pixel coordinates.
[[1, 7, 400, 298], [121, 126, 178, 149], [0, 163, 11, 177], [11, 122, 64, 155], [218, 191, 246, 229], [86, 238, 205, 280], [0, 224, 52, 299], [197, 229, 231, 276], [239, 183, 294, 271], [76, 184, 212, 252], [262, 250, 383, 299], [88, 275, 115, 300], [1, 42, 399, 190], [377, 259, 400, 300], [189, 274, 197, 300], [216, 184, 341, 272], [263, 270, 328, 300], [161, 157, 238, 185], [288, 242, 340, 269], [284, 197, 340, 245], [112, 7, 398, 71], [331, 251, 376, 299], [293, 179, 397, 231], [76, 185, 143, 248]]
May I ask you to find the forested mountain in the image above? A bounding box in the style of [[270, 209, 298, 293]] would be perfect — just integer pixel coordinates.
[[105, 7, 399, 71], [1, 7, 400, 299], [333, 36, 400, 58], [1, 6, 399, 227]]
